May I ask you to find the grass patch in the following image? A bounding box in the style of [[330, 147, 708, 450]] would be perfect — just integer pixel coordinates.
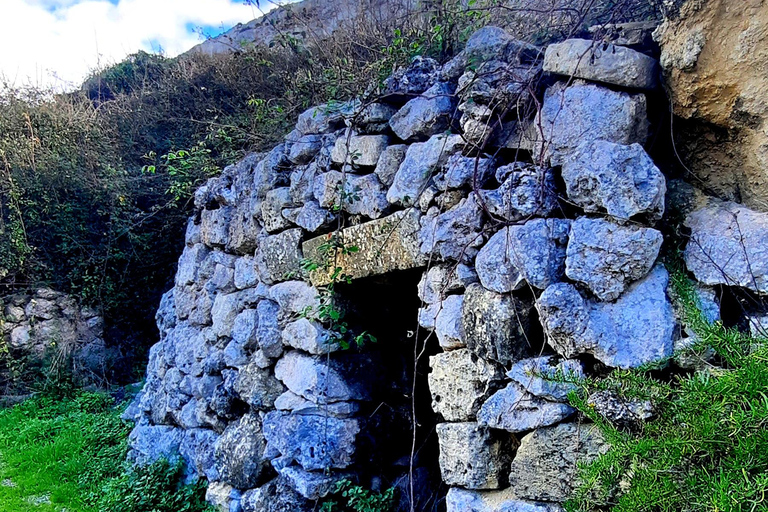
[[567, 268, 768, 512], [0, 391, 212, 512]]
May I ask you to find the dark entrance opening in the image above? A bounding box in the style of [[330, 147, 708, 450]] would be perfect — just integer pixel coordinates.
[[335, 268, 446, 512]]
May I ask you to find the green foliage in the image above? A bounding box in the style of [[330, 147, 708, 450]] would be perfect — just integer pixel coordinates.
[[98, 459, 215, 512], [320, 479, 395, 512], [0, 391, 214, 512], [567, 268, 768, 512]]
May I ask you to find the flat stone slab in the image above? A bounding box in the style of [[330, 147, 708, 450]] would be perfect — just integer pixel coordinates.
[[302, 208, 426, 286]]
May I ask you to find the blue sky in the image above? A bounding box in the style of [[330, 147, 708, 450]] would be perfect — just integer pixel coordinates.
[[0, 0, 284, 90]]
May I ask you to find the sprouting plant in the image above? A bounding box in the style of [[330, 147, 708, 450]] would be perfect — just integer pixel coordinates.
[[319, 479, 395, 512]]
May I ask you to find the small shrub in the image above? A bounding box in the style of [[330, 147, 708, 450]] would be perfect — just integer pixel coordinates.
[[320, 480, 395, 512]]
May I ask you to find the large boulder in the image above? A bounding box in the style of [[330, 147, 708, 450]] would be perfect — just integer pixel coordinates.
[[561, 141, 666, 222], [538, 265, 676, 369], [684, 202, 768, 293], [537, 81, 649, 165], [507, 422, 609, 502], [565, 217, 663, 301], [428, 348, 504, 422], [462, 283, 532, 366], [543, 38, 658, 89], [436, 422, 514, 490], [476, 219, 570, 293]]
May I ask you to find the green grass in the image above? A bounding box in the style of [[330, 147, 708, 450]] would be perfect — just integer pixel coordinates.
[[0, 391, 214, 512], [567, 268, 768, 512]]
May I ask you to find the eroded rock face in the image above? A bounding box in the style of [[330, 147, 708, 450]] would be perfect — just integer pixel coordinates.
[[436, 422, 515, 490], [508, 422, 608, 502], [685, 202, 768, 293], [429, 349, 504, 421]]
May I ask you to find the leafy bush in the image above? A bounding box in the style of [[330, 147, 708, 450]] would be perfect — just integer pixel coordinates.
[[567, 269, 768, 512], [320, 479, 396, 512]]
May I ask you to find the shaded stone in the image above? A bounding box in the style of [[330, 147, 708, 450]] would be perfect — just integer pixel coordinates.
[[234, 256, 259, 290], [303, 209, 425, 286], [587, 390, 654, 431], [241, 478, 312, 512], [562, 140, 666, 221], [417, 263, 477, 304], [538, 265, 676, 369], [374, 144, 407, 187], [508, 422, 609, 502], [507, 356, 584, 402], [331, 134, 389, 167], [279, 466, 345, 500], [288, 134, 322, 165], [434, 153, 495, 191], [685, 202, 768, 294], [463, 283, 532, 366], [261, 187, 295, 233], [384, 55, 440, 96], [436, 422, 514, 490], [477, 381, 575, 433], [565, 217, 662, 301], [283, 200, 335, 233], [282, 318, 340, 354], [476, 219, 570, 293], [234, 361, 284, 410], [263, 411, 359, 470], [387, 134, 464, 207], [127, 425, 183, 467], [296, 104, 346, 135], [544, 38, 659, 89], [256, 300, 283, 359], [215, 413, 271, 490], [446, 487, 565, 512], [435, 294, 466, 350], [389, 82, 457, 141], [480, 164, 558, 222], [538, 81, 649, 165], [418, 195, 485, 263], [314, 171, 390, 219], [201, 207, 232, 248], [180, 428, 220, 483], [254, 229, 304, 285], [274, 351, 376, 404], [269, 281, 319, 318], [429, 348, 504, 421], [274, 391, 359, 418]]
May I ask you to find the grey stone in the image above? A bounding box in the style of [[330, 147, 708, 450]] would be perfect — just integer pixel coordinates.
[[261, 187, 295, 233], [215, 413, 271, 489], [331, 134, 389, 167], [282, 318, 339, 354], [457, 60, 539, 113], [389, 82, 457, 141], [538, 265, 676, 368], [384, 55, 440, 96], [476, 219, 570, 293], [234, 361, 284, 410], [268, 281, 319, 318], [565, 217, 663, 301], [282, 200, 335, 233], [587, 390, 654, 430], [387, 133, 464, 207], [279, 466, 344, 499], [228, 205, 262, 255], [127, 425, 183, 467], [374, 144, 407, 187], [274, 351, 376, 404], [296, 104, 346, 135], [288, 134, 322, 164], [419, 195, 485, 263], [256, 300, 283, 359], [446, 487, 565, 512], [418, 302, 440, 331], [175, 244, 210, 287], [353, 102, 398, 133], [302, 209, 425, 286], [544, 38, 659, 89], [241, 478, 312, 512], [180, 428, 220, 482], [223, 340, 247, 368], [435, 294, 466, 350], [477, 381, 575, 433], [507, 356, 584, 402], [436, 422, 514, 490], [314, 170, 390, 219], [273, 390, 359, 417], [205, 481, 237, 512], [685, 202, 768, 294], [562, 140, 666, 221], [508, 422, 609, 502], [538, 81, 649, 165], [201, 207, 232, 248], [434, 153, 495, 191], [429, 348, 504, 421], [234, 256, 259, 290], [463, 283, 532, 366], [254, 229, 304, 284], [211, 292, 241, 338], [263, 411, 359, 470], [481, 164, 558, 222], [417, 263, 477, 304]]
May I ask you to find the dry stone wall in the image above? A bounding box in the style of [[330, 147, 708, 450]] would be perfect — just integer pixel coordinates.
[[126, 24, 753, 512]]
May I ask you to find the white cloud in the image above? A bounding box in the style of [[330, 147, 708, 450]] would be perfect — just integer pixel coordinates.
[[0, 0, 278, 90]]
